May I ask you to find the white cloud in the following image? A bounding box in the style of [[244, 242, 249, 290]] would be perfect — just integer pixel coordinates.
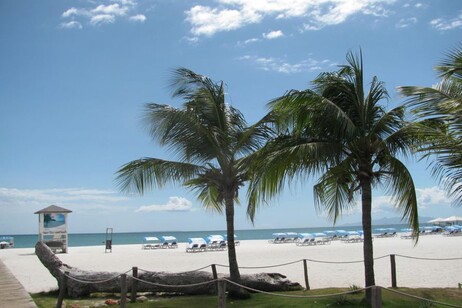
[[92, 4, 128, 16], [135, 196, 193, 212], [430, 12, 462, 31], [244, 37, 259, 44], [396, 17, 417, 28], [0, 187, 129, 211], [185, 5, 262, 36], [415, 186, 452, 208], [240, 55, 332, 74], [185, 0, 396, 37], [60, 1, 145, 29], [263, 30, 284, 39], [60, 21, 83, 29], [62, 7, 84, 18], [129, 14, 146, 22], [369, 186, 452, 214], [90, 14, 116, 26]]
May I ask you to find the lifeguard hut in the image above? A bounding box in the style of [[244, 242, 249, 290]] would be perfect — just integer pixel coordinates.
[[35, 205, 72, 253]]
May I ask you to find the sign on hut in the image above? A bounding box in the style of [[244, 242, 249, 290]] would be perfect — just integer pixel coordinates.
[[35, 205, 72, 253]]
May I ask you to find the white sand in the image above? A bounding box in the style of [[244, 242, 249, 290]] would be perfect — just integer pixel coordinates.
[[1, 235, 461, 293]]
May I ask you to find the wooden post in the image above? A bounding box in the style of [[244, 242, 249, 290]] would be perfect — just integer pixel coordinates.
[[371, 286, 382, 308], [120, 274, 127, 308], [131, 267, 138, 303], [390, 254, 397, 288], [56, 271, 68, 308], [217, 279, 226, 308], [211, 264, 218, 293], [303, 259, 310, 290]]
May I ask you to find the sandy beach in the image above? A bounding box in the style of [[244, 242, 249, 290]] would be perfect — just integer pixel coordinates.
[[1, 235, 461, 294]]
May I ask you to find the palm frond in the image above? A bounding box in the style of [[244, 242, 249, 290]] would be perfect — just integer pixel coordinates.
[[313, 158, 358, 223], [383, 157, 419, 238], [116, 158, 204, 194]]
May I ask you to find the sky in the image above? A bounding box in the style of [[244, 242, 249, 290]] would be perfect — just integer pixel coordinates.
[[1, 0, 462, 235]]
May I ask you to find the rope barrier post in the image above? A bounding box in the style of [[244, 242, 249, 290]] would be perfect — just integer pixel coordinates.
[[217, 279, 226, 308], [56, 271, 68, 308], [371, 286, 382, 308], [120, 273, 127, 308], [390, 254, 397, 288], [211, 264, 218, 293], [131, 267, 138, 303], [303, 259, 310, 290]]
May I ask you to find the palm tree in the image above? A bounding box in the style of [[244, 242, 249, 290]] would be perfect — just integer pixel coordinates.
[[248, 51, 419, 302], [399, 43, 462, 204], [116, 68, 270, 297]]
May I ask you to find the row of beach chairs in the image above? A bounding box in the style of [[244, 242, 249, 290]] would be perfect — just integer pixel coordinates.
[[142, 236, 178, 249], [186, 235, 240, 253], [269, 231, 364, 246]]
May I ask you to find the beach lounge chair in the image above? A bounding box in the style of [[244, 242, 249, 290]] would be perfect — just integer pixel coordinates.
[[0, 236, 14, 249], [206, 235, 225, 251], [313, 233, 330, 245], [270, 233, 286, 243], [296, 233, 316, 246], [142, 237, 161, 249], [285, 232, 299, 243], [160, 236, 178, 249], [186, 238, 207, 253], [342, 231, 363, 243]]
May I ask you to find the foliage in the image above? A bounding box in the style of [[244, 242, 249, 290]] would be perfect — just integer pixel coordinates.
[[247, 50, 420, 298], [116, 68, 270, 296], [399, 43, 462, 205]]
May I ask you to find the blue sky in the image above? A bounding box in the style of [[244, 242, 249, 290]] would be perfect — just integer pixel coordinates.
[[1, 0, 462, 234]]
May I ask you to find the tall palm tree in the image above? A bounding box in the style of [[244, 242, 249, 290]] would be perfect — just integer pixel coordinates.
[[399, 43, 462, 204], [116, 68, 269, 297], [248, 51, 419, 302]]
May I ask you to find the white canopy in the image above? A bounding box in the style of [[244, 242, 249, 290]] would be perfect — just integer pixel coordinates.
[[443, 216, 462, 223]]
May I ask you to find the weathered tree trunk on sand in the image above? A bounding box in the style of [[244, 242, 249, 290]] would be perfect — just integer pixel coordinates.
[[35, 242, 302, 298]]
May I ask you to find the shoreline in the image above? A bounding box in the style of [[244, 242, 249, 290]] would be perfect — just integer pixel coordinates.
[[1, 235, 461, 294]]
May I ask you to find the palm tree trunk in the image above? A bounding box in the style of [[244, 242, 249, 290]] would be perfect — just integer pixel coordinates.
[[361, 176, 375, 303], [224, 193, 250, 298], [224, 195, 240, 282]]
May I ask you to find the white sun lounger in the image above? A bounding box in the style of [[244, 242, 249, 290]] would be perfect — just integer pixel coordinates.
[[142, 237, 161, 249], [206, 235, 226, 251], [186, 238, 207, 253], [160, 236, 178, 249]]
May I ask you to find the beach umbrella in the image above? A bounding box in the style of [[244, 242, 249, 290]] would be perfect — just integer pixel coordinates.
[[335, 230, 347, 235], [298, 233, 314, 239], [356, 230, 364, 235], [313, 232, 327, 238], [160, 236, 176, 242], [143, 236, 159, 241], [272, 233, 286, 238], [188, 238, 207, 245], [286, 232, 298, 238], [347, 231, 359, 236], [428, 217, 445, 224], [443, 216, 462, 224]]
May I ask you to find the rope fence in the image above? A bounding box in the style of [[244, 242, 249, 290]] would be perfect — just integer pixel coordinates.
[[55, 254, 462, 308]]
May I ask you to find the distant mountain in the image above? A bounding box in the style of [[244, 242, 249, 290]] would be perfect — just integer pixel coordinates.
[[341, 216, 434, 227]]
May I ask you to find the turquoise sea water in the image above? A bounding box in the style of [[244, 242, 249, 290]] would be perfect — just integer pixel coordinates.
[[1, 223, 423, 249]]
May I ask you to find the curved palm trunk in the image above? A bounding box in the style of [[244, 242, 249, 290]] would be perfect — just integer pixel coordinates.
[[361, 176, 375, 303], [224, 195, 240, 282]]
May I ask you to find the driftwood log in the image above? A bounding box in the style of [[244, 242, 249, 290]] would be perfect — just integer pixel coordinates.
[[35, 242, 302, 298]]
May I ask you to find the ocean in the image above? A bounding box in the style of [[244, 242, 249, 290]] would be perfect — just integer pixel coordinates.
[[1, 223, 421, 249]]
